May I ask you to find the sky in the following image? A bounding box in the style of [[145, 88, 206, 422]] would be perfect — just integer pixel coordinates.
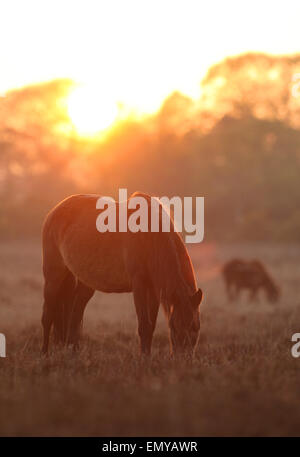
[[1, 0, 300, 115]]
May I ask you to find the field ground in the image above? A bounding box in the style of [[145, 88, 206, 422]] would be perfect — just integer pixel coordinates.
[[0, 240, 300, 436]]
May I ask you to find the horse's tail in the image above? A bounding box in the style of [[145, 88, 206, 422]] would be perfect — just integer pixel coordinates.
[[42, 209, 76, 347]]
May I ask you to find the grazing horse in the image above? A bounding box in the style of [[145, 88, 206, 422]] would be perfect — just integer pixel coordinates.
[[222, 258, 280, 303], [41, 192, 203, 356]]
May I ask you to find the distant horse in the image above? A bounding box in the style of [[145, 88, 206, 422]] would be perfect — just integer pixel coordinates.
[[41, 192, 203, 356], [222, 258, 280, 303]]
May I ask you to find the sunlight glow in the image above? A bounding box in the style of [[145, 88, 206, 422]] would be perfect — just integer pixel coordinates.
[[67, 85, 119, 136]]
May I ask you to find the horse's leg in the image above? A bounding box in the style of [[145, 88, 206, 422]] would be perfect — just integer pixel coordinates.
[[231, 283, 239, 302], [41, 232, 71, 355], [132, 276, 159, 356], [41, 285, 55, 355], [68, 281, 94, 349], [226, 280, 234, 302], [249, 286, 259, 303], [53, 270, 77, 345], [41, 272, 67, 355]]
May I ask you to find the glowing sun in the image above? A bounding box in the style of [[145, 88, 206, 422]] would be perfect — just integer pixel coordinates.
[[67, 85, 119, 136]]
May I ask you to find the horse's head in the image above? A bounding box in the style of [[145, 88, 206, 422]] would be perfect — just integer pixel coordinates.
[[265, 278, 280, 303], [169, 288, 203, 355]]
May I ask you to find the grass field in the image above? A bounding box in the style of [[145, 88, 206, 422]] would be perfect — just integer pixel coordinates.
[[0, 239, 300, 436]]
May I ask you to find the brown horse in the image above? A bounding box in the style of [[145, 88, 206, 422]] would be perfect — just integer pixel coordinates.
[[41, 192, 203, 356], [222, 258, 280, 303]]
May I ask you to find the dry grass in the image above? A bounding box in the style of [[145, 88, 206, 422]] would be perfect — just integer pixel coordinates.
[[0, 240, 300, 436]]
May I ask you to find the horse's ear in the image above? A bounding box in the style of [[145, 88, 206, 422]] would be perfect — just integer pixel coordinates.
[[192, 288, 203, 307]]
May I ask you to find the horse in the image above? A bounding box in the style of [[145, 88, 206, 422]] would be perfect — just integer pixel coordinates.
[[41, 192, 203, 356], [222, 258, 280, 303]]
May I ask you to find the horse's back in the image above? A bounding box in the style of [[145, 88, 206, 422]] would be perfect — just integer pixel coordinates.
[[223, 258, 269, 289]]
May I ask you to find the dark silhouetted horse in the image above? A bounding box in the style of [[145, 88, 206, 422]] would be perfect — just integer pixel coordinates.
[[41, 192, 203, 356], [222, 258, 280, 303]]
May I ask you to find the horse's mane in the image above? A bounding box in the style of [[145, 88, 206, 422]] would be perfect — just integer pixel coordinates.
[[130, 192, 197, 312]]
